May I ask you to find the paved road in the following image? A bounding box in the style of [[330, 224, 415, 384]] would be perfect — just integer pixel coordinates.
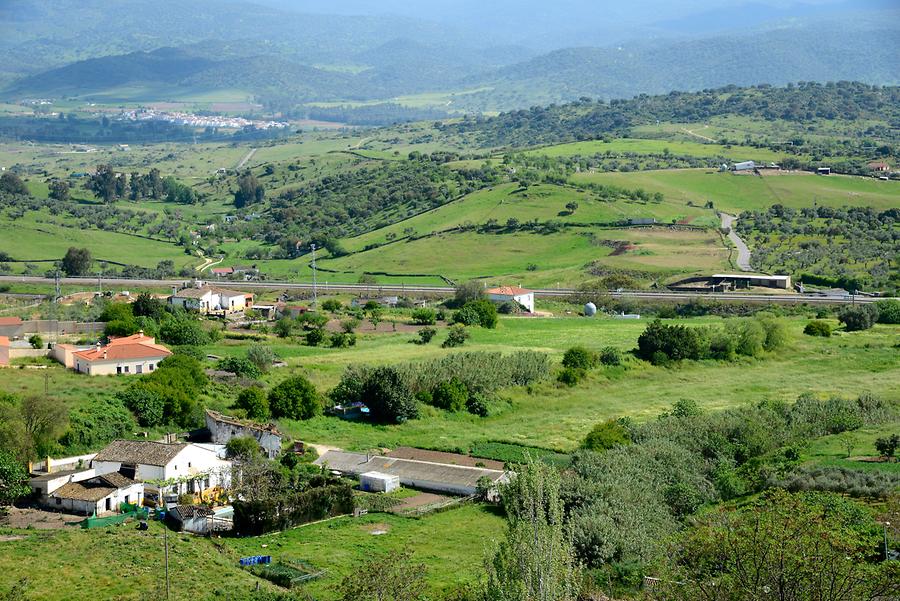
[[0, 275, 886, 305], [720, 213, 752, 271]]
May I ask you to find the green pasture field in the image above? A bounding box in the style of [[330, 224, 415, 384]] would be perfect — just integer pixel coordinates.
[[526, 138, 789, 162], [342, 182, 718, 253], [190, 316, 900, 453], [0, 211, 198, 270], [571, 169, 900, 213], [326, 224, 727, 287], [225, 503, 505, 599], [0, 521, 278, 601], [803, 423, 900, 474]]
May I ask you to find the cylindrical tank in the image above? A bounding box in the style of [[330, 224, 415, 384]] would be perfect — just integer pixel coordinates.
[[584, 302, 597, 317]]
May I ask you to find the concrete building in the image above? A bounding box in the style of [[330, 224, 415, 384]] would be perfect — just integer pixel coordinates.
[[486, 286, 535, 313], [205, 410, 283, 460], [167, 505, 232, 534], [168, 285, 254, 315], [91, 440, 231, 502], [711, 274, 792, 290], [315, 450, 511, 497], [868, 161, 891, 173], [72, 332, 171, 376], [732, 161, 756, 172], [359, 472, 400, 493]]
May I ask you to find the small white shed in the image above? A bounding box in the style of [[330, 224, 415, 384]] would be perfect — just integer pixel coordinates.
[[360, 471, 400, 493]]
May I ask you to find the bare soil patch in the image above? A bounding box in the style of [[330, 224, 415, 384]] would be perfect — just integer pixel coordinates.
[[0, 506, 84, 530]]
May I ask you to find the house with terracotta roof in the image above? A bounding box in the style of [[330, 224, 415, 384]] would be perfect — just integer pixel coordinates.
[[0, 335, 9, 366], [72, 331, 171, 376], [0, 316, 23, 338], [168, 285, 253, 315], [485, 286, 535, 313], [868, 161, 891, 173]]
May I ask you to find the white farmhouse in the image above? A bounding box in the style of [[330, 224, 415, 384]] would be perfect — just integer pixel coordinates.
[[72, 332, 171, 376], [168, 285, 253, 315], [486, 286, 535, 313], [30, 469, 144, 515], [91, 440, 231, 502]]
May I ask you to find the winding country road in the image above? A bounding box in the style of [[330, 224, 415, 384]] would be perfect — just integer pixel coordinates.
[[720, 213, 752, 272]]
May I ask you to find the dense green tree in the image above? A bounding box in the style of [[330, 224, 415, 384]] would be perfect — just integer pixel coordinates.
[[234, 171, 264, 208], [225, 436, 262, 461], [361, 367, 418, 424], [561, 346, 596, 371], [431, 378, 468, 412], [60, 398, 136, 450], [582, 419, 631, 451], [49, 179, 70, 202], [838, 305, 878, 331], [485, 461, 581, 601], [61, 247, 93, 276], [117, 386, 165, 427], [0, 450, 29, 506], [268, 376, 320, 420], [236, 387, 270, 421], [0, 172, 29, 196], [217, 356, 262, 380]]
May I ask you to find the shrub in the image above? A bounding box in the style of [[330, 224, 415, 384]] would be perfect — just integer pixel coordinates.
[[217, 356, 262, 380], [28, 334, 43, 349], [562, 346, 596, 371], [117, 386, 165, 427], [362, 367, 418, 424], [330, 332, 356, 348], [453, 299, 498, 329], [804, 320, 832, 337], [582, 419, 631, 451], [159, 316, 209, 346], [226, 436, 262, 460], [411, 308, 437, 325], [497, 301, 520, 314], [875, 299, 900, 324], [442, 325, 470, 348], [416, 327, 436, 344], [268, 376, 321, 420], [321, 299, 342, 312], [557, 367, 585, 387], [637, 319, 707, 364], [598, 346, 621, 366], [236, 387, 270, 421], [273, 318, 294, 338], [306, 329, 326, 346], [60, 398, 136, 451], [838, 305, 878, 331], [466, 393, 490, 417], [431, 378, 469, 412], [875, 434, 899, 459], [247, 345, 276, 373]]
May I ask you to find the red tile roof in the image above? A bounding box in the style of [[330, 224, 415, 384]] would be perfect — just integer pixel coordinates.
[[0, 317, 22, 326], [486, 286, 533, 296], [74, 333, 171, 363], [0, 336, 9, 347]]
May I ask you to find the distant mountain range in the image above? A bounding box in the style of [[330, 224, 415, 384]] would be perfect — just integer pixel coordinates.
[[1, 0, 898, 115]]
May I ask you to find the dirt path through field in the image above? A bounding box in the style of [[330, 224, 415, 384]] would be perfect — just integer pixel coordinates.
[[235, 147, 257, 170], [681, 125, 716, 143]]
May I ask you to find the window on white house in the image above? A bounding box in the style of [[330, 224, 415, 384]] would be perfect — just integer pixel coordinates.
[[124, 366, 129, 373]]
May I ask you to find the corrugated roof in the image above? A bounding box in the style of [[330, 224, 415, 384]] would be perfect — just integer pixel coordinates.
[[93, 440, 187, 467], [315, 451, 507, 489], [486, 286, 532, 296]]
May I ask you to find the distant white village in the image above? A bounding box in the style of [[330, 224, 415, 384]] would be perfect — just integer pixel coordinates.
[[118, 109, 289, 130]]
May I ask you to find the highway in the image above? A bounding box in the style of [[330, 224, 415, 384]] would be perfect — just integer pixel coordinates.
[[0, 275, 887, 305]]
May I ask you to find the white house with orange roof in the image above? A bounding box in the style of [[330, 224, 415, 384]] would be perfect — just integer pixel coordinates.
[[0, 335, 9, 366], [72, 332, 172, 376], [485, 286, 535, 313]]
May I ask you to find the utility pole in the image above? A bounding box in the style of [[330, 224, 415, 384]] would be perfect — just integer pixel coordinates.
[[164, 523, 171, 600], [310, 243, 318, 309], [885, 521, 892, 561]]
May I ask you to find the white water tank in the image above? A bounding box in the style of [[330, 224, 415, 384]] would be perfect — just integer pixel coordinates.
[[584, 302, 597, 317]]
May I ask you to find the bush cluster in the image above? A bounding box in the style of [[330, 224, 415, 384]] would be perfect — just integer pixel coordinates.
[[452, 299, 498, 329]]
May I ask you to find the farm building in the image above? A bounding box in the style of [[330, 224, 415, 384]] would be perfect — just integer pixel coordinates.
[[712, 274, 792, 290], [732, 161, 756, 171], [486, 286, 535, 313], [868, 161, 891, 173], [314, 450, 511, 497], [71, 332, 171, 376], [0, 317, 22, 338], [30, 469, 144, 516], [168, 285, 254, 315], [0, 336, 8, 366], [816, 167, 831, 175], [91, 440, 231, 502], [167, 505, 233, 534], [205, 410, 283, 459], [360, 472, 400, 493]]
